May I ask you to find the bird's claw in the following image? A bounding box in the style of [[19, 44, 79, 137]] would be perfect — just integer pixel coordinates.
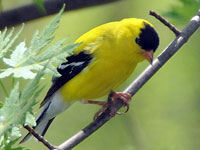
[[109, 92, 131, 116], [93, 102, 107, 120], [93, 91, 132, 120]]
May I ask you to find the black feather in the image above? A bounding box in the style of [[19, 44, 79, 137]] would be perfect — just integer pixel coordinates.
[[41, 117, 55, 136], [40, 51, 93, 107], [135, 22, 159, 52]]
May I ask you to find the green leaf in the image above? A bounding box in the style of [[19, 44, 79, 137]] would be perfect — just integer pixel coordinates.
[[3, 137, 24, 150], [0, 5, 79, 79], [0, 25, 24, 58], [0, 69, 44, 137], [10, 127, 21, 138], [29, 4, 65, 55], [4, 42, 27, 67], [33, 0, 46, 14], [24, 112, 36, 126], [0, 102, 3, 109], [1, 42, 37, 79], [0, 80, 9, 97], [0, 82, 21, 137]]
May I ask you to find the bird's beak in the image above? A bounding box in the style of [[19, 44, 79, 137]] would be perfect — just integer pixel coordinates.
[[141, 50, 154, 64]]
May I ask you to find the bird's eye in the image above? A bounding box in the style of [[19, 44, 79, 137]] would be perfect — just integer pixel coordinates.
[[135, 38, 140, 44]]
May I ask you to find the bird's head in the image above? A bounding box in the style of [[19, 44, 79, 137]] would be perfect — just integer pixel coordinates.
[[122, 18, 159, 64], [136, 21, 159, 64]]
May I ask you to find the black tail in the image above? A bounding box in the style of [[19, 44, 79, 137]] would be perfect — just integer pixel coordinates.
[[19, 101, 55, 144]]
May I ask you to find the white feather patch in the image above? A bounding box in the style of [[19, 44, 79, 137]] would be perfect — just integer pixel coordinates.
[[46, 92, 72, 119], [59, 61, 85, 70]]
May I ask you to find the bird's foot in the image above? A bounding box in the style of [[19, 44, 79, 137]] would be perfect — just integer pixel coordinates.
[[85, 91, 132, 120], [110, 91, 132, 116]]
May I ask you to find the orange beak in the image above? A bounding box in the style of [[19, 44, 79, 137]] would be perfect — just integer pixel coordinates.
[[141, 50, 154, 64]]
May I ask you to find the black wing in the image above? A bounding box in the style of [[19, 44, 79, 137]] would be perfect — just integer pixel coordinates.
[[40, 51, 93, 107]]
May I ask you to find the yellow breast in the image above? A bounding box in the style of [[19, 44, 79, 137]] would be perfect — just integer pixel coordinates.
[[59, 55, 137, 101]]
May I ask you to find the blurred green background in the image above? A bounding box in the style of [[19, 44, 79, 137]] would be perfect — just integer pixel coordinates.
[[1, 0, 200, 150]]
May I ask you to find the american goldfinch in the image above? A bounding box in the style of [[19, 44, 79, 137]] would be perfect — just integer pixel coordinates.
[[20, 18, 159, 143]]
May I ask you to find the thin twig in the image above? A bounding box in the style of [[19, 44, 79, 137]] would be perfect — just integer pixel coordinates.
[[57, 9, 200, 150], [23, 125, 56, 150], [149, 10, 181, 36]]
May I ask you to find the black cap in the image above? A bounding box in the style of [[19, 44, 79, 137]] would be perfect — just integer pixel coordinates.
[[135, 22, 159, 52]]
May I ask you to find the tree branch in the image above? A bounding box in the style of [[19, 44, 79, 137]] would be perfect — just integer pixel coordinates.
[[0, 0, 119, 29], [23, 125, 56, 150], [57, 9, 200, 150]]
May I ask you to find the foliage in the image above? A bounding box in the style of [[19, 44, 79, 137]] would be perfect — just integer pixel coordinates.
[[3, 138, 24, 150], [0, 5, 79, 150], [0, 101, 3, 109], [0, 25, 24, 59], [0, 6, 79, 79], [164, 0, 200, 23], [33, 0, 46, 14]]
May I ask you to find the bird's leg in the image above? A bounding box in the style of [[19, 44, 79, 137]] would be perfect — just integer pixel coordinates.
[[83, 100, 108, 120]]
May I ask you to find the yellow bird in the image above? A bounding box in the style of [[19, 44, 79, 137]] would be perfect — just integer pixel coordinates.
[[20, 18, 159, 143]]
